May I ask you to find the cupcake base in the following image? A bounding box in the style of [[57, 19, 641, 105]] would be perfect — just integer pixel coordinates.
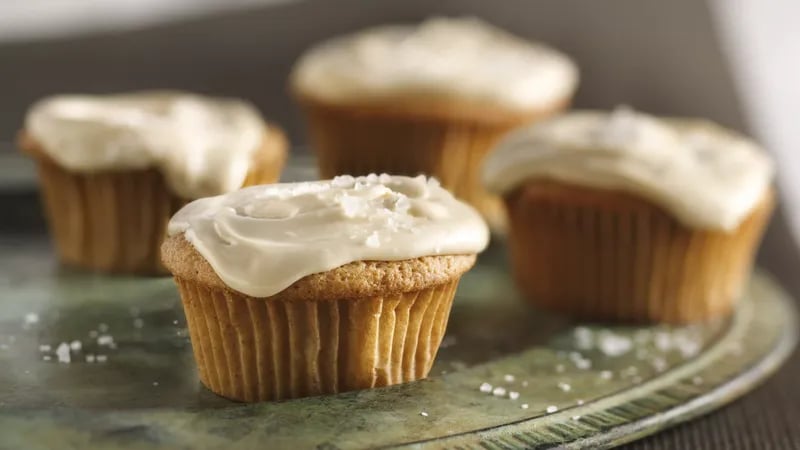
[[175, 278, 458, 402], [297, 95, 568, 232], [35, 160, 182, 274], [505, 182, 775, 323]]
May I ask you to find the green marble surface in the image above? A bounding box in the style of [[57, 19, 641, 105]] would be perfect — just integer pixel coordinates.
[[0, 237, 796, 449]]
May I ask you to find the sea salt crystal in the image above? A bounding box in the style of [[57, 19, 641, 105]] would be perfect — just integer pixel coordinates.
[[572, 415, 581, 421], [651, 357, 668, 372], [521, 404, 529, 409], [42, 355, 51, 361], [576, 399, 585, 405], [575, 358, 592, 370], [24, 313, 39, 325], [69, 340, 82, 351], [569, 351, 593, 369], [96, 355, 108, 363], [600, 370, 613, 380], [85, 354, 95, 363], [676, 336, 701, 358], [97, 335, 114, 347], [654, 331, 672, 352], [340, 195, 364, 218], [420, 411, 428, 417], [557, 382, 572, 392], [503, 374, 515, 383], [56, 343, 70, 363], [152, 381, 159, 387], [364, 232, 380, 248], [492, 387, 507, 397], [508, 391, 520, 400], [38, 344, 51, 352], [331, 175, 355, 188], [546, 406, 558, 414], [479, 382, 493, 393], [573, 327, 594, 350], [597, 332, 633, 357]]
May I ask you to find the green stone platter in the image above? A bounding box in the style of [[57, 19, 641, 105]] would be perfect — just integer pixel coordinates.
[[0, 235, 796, 450], [0, 150, 795, 449]]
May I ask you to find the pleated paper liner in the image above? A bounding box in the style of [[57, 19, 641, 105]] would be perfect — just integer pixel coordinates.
[[34, 160, 183, 274], [18, 129, 287, 274], [175, 278, 460, 402], [504, 182, 775, 323], [296, 95, 569, 232]]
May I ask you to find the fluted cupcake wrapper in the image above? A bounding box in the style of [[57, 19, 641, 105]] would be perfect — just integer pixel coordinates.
[[23, 128, 286, 275], [175, 278, 460, 402], [298, 98, 567, 232], [505, 183, 775, 323], [34, 159, 183, 274]]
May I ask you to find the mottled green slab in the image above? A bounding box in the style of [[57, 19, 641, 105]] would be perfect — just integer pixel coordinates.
[[0, 238, 795, 450]]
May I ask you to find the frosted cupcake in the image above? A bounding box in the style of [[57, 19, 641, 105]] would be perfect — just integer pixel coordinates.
[[19, 91, 287, 274], [161, 174, 488, 401], [484, 108, 775, 323], [291, 17, 578, 231]]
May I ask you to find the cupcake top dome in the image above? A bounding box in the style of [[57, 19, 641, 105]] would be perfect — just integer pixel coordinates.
[[166, 174, 489, 297], [25, 91, 265, 199], [291, 17, 578, 111], [484, 107, 774, 230]]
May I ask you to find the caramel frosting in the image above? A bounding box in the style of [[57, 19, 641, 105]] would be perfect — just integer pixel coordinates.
[[484, 107, 774, 230], [25, 91, 265, 199], [167, 174, 490, 297], [291, 17, 578, 110]]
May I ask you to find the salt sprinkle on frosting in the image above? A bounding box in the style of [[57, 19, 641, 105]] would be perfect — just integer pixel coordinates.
[[168, 174, 489, 297]]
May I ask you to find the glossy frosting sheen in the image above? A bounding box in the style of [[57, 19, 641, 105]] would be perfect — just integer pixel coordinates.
[[168, 174, 490, 297], [484, 108, 774, 230], [292, 17, 578, 110], [26, 91, 265, 199]]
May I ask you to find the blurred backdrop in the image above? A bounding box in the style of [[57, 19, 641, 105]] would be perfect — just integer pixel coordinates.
[[0, 0, 747, 145], [1, 0, 798, 282]]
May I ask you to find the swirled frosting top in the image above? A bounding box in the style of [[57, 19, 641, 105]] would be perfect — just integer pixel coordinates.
[[25, 91, 265, 199], [484, 107, 774, 230], [291, 17, 578, 110], [167, 174, 490, 297]]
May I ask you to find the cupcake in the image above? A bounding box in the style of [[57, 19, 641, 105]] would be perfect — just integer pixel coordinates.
[[161, 174, 489, 401], [18, 91, 287, 274], [291, 17, 578, 231], [484, 107, 775, 323]]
